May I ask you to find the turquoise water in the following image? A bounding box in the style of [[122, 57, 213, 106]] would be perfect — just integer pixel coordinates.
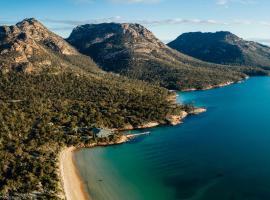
[[75, 77, 270, 200]]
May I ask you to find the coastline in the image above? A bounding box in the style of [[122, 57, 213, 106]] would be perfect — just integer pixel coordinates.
[[59, 108, 206, 200], [60, 147, 91, 200], [59, 79, 246, 200], [181, 79, 246, 92], [59, 135, 137, 200]]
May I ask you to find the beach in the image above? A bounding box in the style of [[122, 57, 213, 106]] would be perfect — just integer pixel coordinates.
[[58, 110, 206, 200], [60, 147, 91, 200]]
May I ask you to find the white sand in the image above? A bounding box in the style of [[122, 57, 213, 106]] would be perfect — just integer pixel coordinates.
[[60, 147, 91, 200]]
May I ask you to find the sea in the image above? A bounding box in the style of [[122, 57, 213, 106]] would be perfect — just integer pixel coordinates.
[[75, 77, 270, 200]]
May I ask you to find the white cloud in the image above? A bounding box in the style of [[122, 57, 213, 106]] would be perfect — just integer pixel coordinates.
[[139, 18, 228, 26], [71, 0, 161, 4], [44, 17, 270, 28], [70, 0, 94, 4], [45, 16, 123, 26], [217, 0, 229, 5], [111, 0, 161, 3], [217, 0, 257, 7], [260, 21, 270, 26], [248, 38, 270, 46], [45, 17, 229, 27]]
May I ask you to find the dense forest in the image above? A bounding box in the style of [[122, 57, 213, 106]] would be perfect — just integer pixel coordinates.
[[0, 71, 190, 199]]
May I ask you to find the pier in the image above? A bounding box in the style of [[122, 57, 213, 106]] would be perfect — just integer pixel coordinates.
[[126, 131, 151, 139]]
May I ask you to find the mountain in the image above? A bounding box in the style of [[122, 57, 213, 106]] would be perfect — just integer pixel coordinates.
[[168, 31, 270, 69], [67, 23, 258, 91], [0, 19, 189, 199], [0, 18, 102, 74]]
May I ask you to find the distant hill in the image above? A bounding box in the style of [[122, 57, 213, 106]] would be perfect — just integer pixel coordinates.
[[168, 31, 270, 69], [67, 23, 264, 91]]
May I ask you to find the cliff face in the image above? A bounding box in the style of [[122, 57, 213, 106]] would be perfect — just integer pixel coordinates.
[[0, 18, 100, 73], [168, 31, 270, 70]]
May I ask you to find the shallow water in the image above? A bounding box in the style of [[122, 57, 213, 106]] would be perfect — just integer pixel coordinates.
[[75, 77, 270, 200]]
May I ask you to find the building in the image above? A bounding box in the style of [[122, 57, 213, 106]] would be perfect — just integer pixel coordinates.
[[92, 128, 114, 138]]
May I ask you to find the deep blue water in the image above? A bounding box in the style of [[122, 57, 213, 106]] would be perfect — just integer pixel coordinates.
[[75, 77, 270, 200]]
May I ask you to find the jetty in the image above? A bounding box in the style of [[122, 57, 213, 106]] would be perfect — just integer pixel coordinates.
[[126, 131, 151, 139]]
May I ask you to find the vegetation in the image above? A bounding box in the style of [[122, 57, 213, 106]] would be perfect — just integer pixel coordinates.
[[3, 19, 263, 199], [0, 71, 188, 199], [0, 19, 192, 199]]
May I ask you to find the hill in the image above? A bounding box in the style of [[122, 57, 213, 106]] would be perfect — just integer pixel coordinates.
[[67, 23, 266, 91], [0, 18, 103, 74], [168, 31, 270, 69], [0, 19, 190, 199]]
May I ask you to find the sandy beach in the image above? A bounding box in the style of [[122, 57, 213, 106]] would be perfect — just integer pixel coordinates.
[[60, 147, 91, 200]]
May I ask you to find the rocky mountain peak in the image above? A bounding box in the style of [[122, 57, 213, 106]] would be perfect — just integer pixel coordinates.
[[0, 18, 78, 55], [0, 18, 79, 73], [215, 31, 241, 43], [120, 23, 160, 43], [67, 22, 167, 69]]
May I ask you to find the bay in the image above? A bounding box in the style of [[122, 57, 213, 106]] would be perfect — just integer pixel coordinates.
[[75, 77, 270, 200]]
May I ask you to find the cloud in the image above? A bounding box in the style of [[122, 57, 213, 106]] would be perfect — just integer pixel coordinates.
[[110, 0, 161, 3], [254, 38, 270, 43], [248, 38, 270, 46], [140, 18, 228, 26], [70, 0, 161, 4], [259, 21, 270, 26], [45, 16, 123, 26], [70, 0, 94, 4], [44, 16, 270, 30], [217, 0, 257, 7], [44, 17, 228, 27]]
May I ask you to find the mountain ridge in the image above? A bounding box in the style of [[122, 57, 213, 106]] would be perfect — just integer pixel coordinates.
[[67, 23, 257, 90], [168, 31, 270, 69], [0, 18, 103, 74]]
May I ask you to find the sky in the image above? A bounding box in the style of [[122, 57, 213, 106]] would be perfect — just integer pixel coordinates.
[[0, 0, 270, 45]]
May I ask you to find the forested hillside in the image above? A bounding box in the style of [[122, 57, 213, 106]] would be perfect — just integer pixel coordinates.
[[0, 19, 189, 199]]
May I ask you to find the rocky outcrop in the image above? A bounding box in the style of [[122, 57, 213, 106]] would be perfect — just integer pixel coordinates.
[[166, 107, 206, 125], [166, 111, 188, 125], [137, 122, 160, 129], [189, 108, 207, 115], [0, 18, 89, 73], [1, 18, 78, 55], [114, 107, 207, 131]]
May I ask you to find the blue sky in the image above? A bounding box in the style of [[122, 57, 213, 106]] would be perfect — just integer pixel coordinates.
[[0, 0, 269, 44]]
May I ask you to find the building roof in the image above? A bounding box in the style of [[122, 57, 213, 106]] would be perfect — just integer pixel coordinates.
[[92, 128, 113, 138]]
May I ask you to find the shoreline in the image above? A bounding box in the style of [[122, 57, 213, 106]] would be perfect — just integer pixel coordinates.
[[181, 78, 248, 92], [59, 134, 138, 200], [59, 108, 206, 200], [60, 147, 91, 200], [59, 79, 246, 200]]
